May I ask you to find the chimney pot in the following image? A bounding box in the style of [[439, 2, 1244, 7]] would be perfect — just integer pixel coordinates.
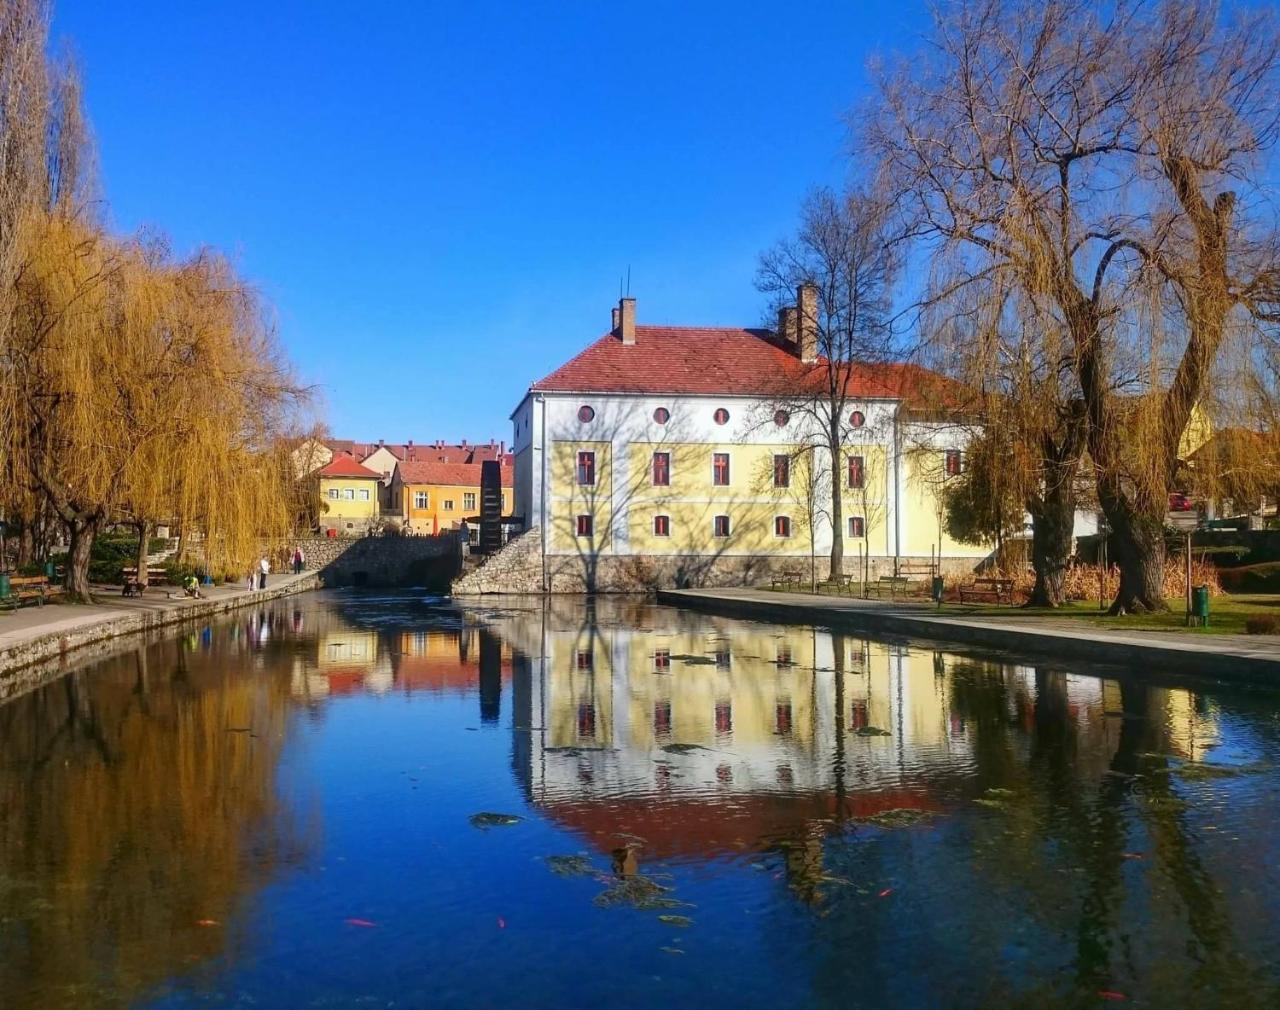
[[619, 297, 636, 345], [797, 283, 819, 364]]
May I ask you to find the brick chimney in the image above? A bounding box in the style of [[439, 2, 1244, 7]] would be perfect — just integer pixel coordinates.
[[611, 306, 620, 331], [777, 305, 798, 346], [797, 283, 818, 363], [618, 297, 636, 345]]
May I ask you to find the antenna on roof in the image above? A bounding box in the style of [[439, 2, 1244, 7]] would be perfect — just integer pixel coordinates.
[[626, 266, 631, 296]]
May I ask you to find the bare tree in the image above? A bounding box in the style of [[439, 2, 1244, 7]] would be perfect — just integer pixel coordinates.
[[757, 186, 898, 582], [870, 0, 1280, 612]]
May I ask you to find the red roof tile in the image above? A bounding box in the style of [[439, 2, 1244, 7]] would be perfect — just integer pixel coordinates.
[[396, 460, 513, 487], [318, 454, 383, 479], [529, 326, 949, 405]]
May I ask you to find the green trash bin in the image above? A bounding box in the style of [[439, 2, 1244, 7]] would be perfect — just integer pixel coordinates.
[[1192, 585, 1210, 626], [44, 561, 55, 581], [0, 572, 10, 599], [931, 575, 945, 604]]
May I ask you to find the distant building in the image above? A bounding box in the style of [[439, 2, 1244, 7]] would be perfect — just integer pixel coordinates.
[[316, 455, 382, 535], [391, 459, 513, 536]]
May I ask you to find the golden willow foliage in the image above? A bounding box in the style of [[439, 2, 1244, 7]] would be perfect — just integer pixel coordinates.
[[1, 214, 306, 595]]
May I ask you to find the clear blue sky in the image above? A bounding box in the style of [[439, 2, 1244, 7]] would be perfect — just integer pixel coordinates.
[[54, 1, 927, 442]]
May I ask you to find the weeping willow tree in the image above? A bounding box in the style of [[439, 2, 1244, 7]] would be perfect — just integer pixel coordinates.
[[2, 215, 307, 599], [871, 0, 1280, 613]]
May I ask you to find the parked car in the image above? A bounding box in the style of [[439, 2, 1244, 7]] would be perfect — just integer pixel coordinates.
[[1168, 491, 1193, 512]]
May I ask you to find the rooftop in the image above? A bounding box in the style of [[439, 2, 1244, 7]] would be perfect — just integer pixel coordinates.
[[396, 459, 514, 487], [317, 455, 382, 480]]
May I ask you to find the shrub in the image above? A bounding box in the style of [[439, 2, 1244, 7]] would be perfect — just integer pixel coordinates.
[[1244, 615, 1280, 635]]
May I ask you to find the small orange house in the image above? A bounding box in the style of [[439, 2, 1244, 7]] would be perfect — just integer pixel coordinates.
[[392, 459, 514, 535]]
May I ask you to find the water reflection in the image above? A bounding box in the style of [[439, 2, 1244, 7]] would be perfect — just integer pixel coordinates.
[[0, 593, 1277, 1009]]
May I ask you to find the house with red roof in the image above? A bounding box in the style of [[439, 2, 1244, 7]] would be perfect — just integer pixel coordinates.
[[391, 458, 513, 536], [316, 454, 383, 535], [498, 292, 987, 590]]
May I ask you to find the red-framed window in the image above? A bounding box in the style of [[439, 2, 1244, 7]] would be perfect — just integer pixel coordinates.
[[851, 701, 869, 731], [715, 700, 733, 735], [848, 455, 865, 489], [848, 515, 865, 538], [712, 453, 730, 486], [654, 649, 670, 672], [776, 701, 794, 736], [576, 514, 593, 536], [652, 451, 670, 486], [773, 454, 790, 488], [945, 449, 963, 476], [653, 514, 670, 537], [577, 702, 596, 739], [777, 646, 793, 667], [575, 649, 592, 670], [775, 516, 792, 538], [713, 514, 730, 538], [653, 406, 670, 424], [849, 409, 865, 428], [713, 407, 730, 425], [654, 700, 672, 736], [577, 450, 595, 485]]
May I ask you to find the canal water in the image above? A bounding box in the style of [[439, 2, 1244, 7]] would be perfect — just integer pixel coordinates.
[[2, 592, 1279, 1009]]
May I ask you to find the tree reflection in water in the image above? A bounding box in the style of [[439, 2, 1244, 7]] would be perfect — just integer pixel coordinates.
[[0, 630, 310, 1008]]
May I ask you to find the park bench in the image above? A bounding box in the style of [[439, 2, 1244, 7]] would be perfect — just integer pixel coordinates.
[[1, 574, 65, 609], [957, 577, 1016, 604], [770, 570, 804, 590], [121, 566, 171, 597], [827, 573, 859, 595], [869, 575, 915, 598]]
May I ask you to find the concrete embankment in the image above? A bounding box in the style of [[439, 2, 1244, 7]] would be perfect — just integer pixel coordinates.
[[657, 587, 1280, 684], [0, 572, 320, 699]]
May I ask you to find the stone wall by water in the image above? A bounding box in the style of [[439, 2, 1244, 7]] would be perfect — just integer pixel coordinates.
[[295, 534, 462, 589], [450, 527, 979, 594]]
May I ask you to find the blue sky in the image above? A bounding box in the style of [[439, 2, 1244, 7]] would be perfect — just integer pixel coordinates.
[[54, 1, 927, 441]]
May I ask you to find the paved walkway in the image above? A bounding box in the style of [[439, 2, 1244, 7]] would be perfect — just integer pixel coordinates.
[[0, 571, 319, 688], [657, 588, 1280, 683]]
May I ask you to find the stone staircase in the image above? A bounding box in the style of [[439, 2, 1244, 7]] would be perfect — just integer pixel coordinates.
[[145, 538, 181, 568], [451, 527, 543, 594]]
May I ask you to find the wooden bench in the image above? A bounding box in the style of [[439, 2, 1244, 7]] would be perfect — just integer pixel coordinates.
[[1, 575, 65, 609], [121, 567, 171, 597], [827, 573, 859, 595], [958, 577, 1016, 604], [770, 570, 804, 590], [869, 575, 915, 598]]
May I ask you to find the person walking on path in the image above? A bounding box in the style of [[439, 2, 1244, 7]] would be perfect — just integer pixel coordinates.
[[247, 567, 257, 592], [292, 546, 305, 574], [258, 555, 270, 590]]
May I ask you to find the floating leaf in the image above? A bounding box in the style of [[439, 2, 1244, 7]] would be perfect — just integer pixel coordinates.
[[657, 914, 693, 927], [470, 812, 522, 829]]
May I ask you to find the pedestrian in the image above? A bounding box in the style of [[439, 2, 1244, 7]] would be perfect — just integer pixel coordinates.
[[247, 568, 256, 592], [292, 546, 305, 574], [258, 555, 270, 590]]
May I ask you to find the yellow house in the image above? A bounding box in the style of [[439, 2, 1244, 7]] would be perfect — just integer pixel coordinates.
[[392, 460, 513, 535], [317, 455, 382, 535]]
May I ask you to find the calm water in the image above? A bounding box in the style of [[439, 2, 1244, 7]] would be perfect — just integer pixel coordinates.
[[2, 593, 1280, 1009]]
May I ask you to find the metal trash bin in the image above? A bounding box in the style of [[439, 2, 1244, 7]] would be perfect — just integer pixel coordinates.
[[44, 561, 55, 580], [1192, 585, 1210, 626], [931, 575, 945, 604], [0, 573, 10, 599]]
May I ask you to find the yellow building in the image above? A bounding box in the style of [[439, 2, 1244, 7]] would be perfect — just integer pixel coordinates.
[[317, 455, 382, 535], [506, 291, 986, 588], [391, 459, 513, 536]]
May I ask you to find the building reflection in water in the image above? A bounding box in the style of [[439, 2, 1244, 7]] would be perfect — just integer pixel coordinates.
[[479, 598, 1223, 870]]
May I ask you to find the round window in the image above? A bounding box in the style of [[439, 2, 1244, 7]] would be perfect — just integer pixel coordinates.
[[713, 408, 730, 425], [578, 405, 595, 423], [653, 407, 670, 424], [849, 410, 865, 428], [774, 409, 790, 427]]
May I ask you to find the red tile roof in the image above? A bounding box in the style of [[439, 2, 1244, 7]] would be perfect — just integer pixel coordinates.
[[318, 454, 382, 479], [327, 440, 509, 465], [396, 460, 513, 487], [528, 326, 952, 405]]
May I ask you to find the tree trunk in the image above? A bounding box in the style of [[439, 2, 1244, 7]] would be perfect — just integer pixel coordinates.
[[1105, 506, 1166, 614], [17, 523, 34, 569], [1026, 484, 1075, 608], [829, 439, 844, 581], [135, 519, 151, 588], [65, 512, 103, 602]]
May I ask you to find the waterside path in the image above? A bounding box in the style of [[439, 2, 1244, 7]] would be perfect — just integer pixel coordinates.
[[657, 587, 1280, 683], [0, 571, 319, 695]]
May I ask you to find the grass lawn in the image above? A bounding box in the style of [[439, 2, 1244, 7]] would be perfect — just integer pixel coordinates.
[[765, 580, 1280, 636]]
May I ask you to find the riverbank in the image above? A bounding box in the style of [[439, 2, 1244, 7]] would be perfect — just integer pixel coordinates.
[[0, 571, 320, 695], [657, 587, 1280, 683]]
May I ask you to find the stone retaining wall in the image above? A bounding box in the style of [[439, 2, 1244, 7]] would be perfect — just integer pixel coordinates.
[[290, 534, 461, 588], [451, 527, 981, 594]]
